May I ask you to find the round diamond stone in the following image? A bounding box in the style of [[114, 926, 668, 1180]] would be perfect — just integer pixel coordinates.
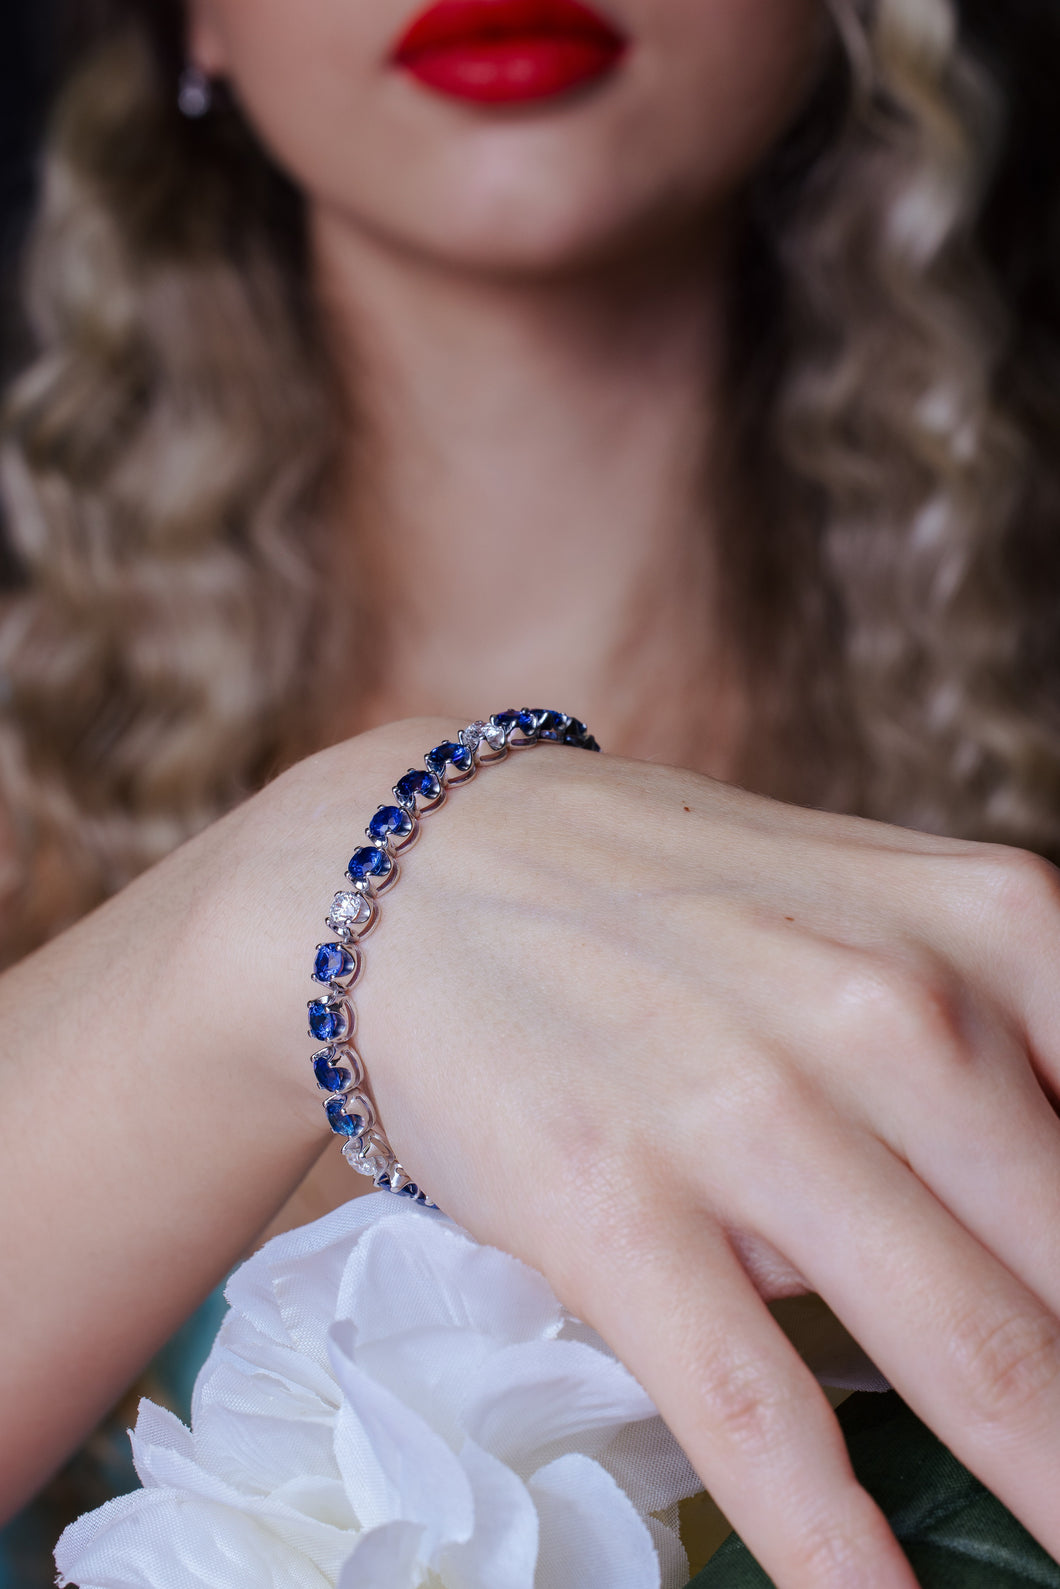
[[460, 720, 492, 754], [343, 1140, 386, 1177], [327, 891, 372, 936]]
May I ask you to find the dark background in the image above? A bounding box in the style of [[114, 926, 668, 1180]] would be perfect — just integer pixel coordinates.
[[0, 0, 58, 366], [0, 2, 57, 239]]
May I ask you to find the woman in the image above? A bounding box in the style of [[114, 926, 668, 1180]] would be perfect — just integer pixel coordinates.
[[2, 0, 1060, 1583]]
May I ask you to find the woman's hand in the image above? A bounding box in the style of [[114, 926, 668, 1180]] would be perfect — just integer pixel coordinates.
[[6, 713, 1060, 1587], [249, 721, 1060, 1589]]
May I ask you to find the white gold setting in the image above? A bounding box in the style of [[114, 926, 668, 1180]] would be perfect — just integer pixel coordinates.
[[307, 711, 599, 1208]]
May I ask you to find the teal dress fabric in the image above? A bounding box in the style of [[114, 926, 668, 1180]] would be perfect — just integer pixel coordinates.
[[0, 1283, 230, 1589]]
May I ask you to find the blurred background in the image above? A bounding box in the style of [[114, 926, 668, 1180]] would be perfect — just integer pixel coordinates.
[[0, 1, 56, 376], [1, 0, 1059, 1585]]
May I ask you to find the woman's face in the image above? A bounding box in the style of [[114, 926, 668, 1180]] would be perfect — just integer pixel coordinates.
[[188, 0, 828, 273]]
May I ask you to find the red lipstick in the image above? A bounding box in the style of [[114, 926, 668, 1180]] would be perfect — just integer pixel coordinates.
[[391, 0, 629, 105]]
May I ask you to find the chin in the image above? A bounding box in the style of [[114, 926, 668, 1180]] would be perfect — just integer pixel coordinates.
[[390, 201, 660, 279], [328, 153, 717, 282]]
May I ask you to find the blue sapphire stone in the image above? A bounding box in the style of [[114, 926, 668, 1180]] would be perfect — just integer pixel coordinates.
[[515, 708, 539, 736], [313, 1052, 352, 1093], [312, 942, 355, 985], [426, 740, 473, 775], [537, 709, 567, 740], [368, 804, 414, 844], [395, 769, 441, 808], [397, 1182, 419, 1199], [308, 999, 348, 1043], [348, 845, 392, 883], [492, 710, 519, 732], [325, 1097, 364, 1138]]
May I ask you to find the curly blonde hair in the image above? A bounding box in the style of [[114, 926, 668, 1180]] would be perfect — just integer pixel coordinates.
[[1, 0, 1059, 961]]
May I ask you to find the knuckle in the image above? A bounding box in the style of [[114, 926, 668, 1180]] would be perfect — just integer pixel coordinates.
[[970, 845, 1060, 925], [950, 1303, 1060, 1427], [784, 1523, 864, 1587], [785, 1494, 896, 1589], [696, 1347, 790, 1455], [826, 947, 963, 1051]]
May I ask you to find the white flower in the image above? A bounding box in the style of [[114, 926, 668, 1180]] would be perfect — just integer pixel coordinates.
[[55, 1195, 700, 1589]]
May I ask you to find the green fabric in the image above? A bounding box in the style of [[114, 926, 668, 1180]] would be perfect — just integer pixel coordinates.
[[686, 1391, 1060, 1588]]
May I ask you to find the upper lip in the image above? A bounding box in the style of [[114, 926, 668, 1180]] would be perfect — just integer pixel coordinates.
[[390, 0, 628, 59]]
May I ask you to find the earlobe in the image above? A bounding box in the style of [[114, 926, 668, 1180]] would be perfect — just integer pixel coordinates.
[[184, 0, 231, 77]]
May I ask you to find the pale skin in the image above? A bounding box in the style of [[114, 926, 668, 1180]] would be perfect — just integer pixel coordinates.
[[3, 3, 1060, 1587]]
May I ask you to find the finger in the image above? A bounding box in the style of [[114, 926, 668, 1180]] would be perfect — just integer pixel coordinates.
[[757, 1120, 1060, 1563], [773, 948, 1060, 1327], [556, 1202, 919, 1589], [889, 1043, 1060, 1323], [924, 844, 1060, 1093]]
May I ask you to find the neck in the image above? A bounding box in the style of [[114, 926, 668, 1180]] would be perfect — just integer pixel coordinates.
[[313, 216, 745, 773]]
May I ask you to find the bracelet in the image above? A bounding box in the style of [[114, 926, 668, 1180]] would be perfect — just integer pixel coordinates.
[[307, 708, 600, 1208]]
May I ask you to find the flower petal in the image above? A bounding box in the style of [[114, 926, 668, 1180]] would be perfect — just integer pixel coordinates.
[[224, 1194, 404, 1365], [59, 1200, 697, 1589], [436, 1439, 539, 1589], [124, 1442, 355, 1578], [199, 1317, 340, 1411], [352, 1327, 498, 1450], [330, 1318, 474, 1553], [129, 1401, 194, 1484], [530, 1453, 662, 1589], [190, 1346, 340, 1496], [336, 1520, 424, 1589], [336, 1213, 562, 1349], [462, 1339, 656, 1472], [55, 1488, 330, 1589], [269, 1474, 357, 1533]]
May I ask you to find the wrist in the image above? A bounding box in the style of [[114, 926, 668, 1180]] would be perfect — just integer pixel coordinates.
[[219, 718, 458, 1115]]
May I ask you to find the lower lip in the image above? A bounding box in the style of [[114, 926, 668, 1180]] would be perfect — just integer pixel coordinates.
[[395, 35, 626, 103]]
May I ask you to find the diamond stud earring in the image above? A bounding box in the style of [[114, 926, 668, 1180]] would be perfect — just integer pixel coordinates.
[[177, 64, 213, 119]]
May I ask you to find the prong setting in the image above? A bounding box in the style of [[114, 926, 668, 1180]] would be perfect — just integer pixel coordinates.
[[307, 711, 599, 1209]]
